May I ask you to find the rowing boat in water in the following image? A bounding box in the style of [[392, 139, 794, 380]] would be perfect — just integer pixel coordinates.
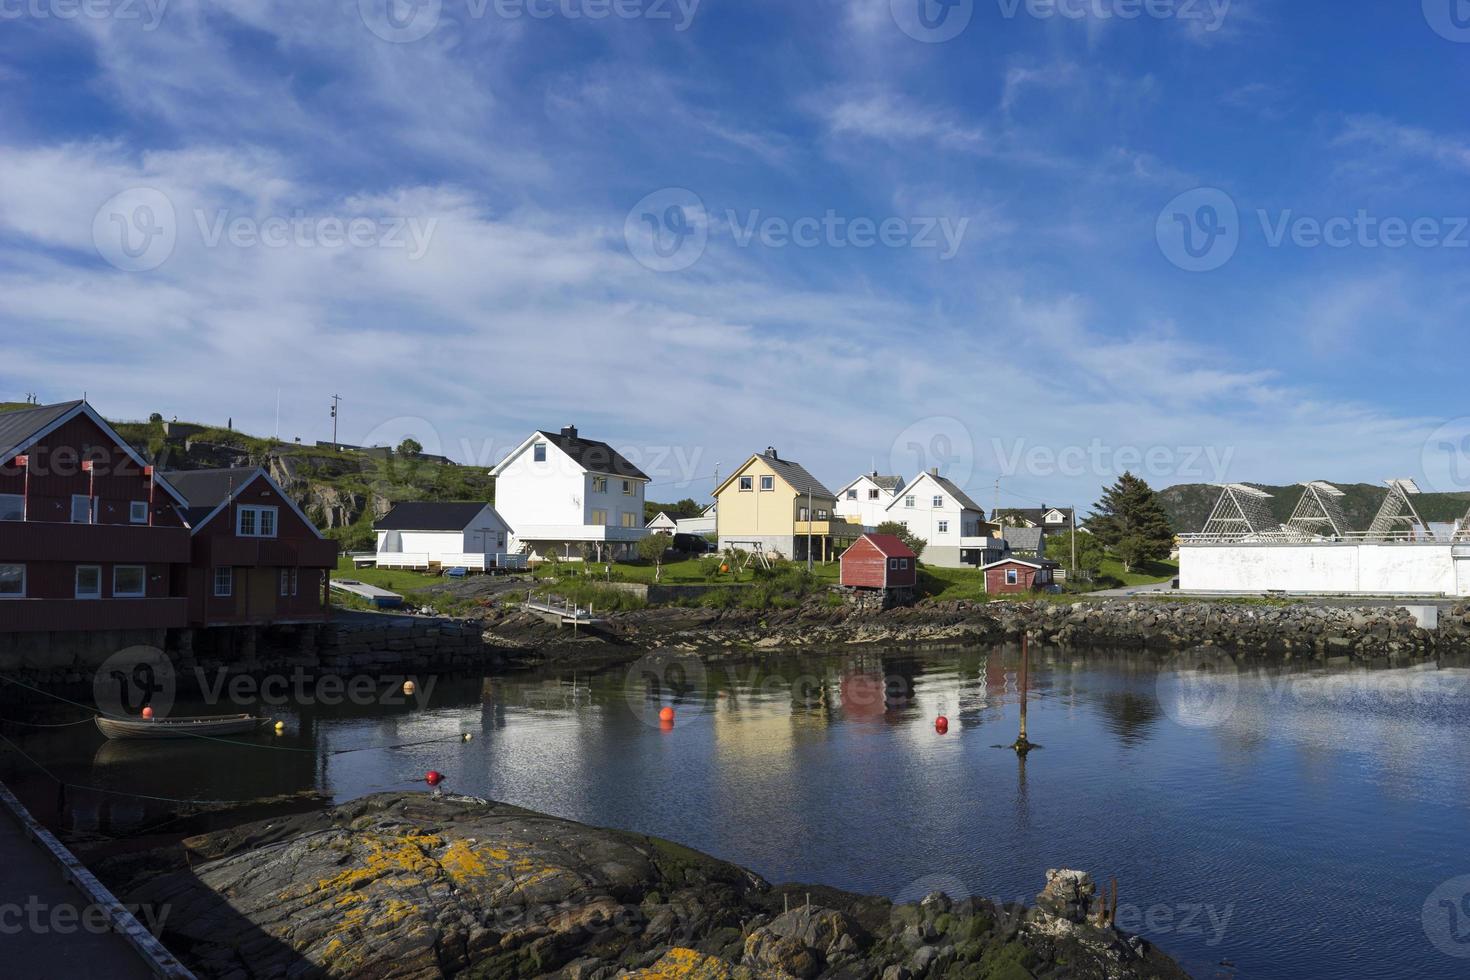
[[95, 714, 264, 741]]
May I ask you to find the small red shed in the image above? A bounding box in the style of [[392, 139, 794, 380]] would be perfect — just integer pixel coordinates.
[[983, 556, 1060, 595], [840, 533, 918, 590]]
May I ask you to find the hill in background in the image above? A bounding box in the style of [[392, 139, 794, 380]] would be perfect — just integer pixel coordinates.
[[1156, 482, 1470, 534]]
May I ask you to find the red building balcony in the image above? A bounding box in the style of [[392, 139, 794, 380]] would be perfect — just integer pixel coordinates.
[[0, 520, 191, 564]]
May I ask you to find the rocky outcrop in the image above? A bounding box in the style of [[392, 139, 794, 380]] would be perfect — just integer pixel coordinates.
[[110, 793, 1189, 980]]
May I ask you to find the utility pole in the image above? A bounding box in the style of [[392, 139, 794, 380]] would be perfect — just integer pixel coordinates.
[[1071, 504, 1077, 580], [806, 488, 814, 572], [330, 394, 342, 446]]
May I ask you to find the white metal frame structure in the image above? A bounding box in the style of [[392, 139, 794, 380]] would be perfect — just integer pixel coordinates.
[[1366, 479, 1434, 542], [1284, 481, 1353, 540], [1454, 504, 1470, 544], [1197, 484, 1283, 542]]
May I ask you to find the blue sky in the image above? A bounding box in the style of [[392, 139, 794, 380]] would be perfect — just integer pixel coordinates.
[[2, 0, 1469, 509]]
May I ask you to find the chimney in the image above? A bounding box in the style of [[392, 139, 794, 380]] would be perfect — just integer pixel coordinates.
[[930, 467, 939, 477], [561, 425, 578, 439], [766, 447, 778, 459]]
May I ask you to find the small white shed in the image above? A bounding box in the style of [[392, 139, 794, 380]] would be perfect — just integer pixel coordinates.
[[374, 502, 515, 571]]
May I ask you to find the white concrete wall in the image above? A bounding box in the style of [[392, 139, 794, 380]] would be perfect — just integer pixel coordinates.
[[1180, 543, 1470, 596]]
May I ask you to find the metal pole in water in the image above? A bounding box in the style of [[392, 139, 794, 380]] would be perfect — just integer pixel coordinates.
[[1012, 633, 1035, 755]]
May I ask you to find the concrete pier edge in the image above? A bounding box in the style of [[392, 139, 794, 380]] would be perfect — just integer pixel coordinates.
[[0, 779, 196, 980]]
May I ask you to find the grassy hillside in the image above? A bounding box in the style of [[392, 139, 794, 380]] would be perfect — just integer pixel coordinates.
[[1158, 482, 1470, 534]]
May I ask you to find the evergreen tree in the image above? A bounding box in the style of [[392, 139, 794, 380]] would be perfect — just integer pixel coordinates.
[[1086, 472, 1175, 572], [875, 521, 928, 561]]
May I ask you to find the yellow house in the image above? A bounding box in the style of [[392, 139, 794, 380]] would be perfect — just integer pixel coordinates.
[[714, 448, 858, 562]]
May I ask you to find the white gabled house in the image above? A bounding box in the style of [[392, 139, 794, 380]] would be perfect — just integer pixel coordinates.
[[675, 502, 716, 536], [885, 469, 1005, 568], [490, 425, 650, 561], [646, 512, 678, 534], [835, 472, 906, 530], [372, 502, 517, 572]]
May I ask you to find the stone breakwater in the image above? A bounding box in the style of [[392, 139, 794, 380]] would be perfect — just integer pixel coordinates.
[[103, 792, 1189, 980], [486, 599, 1470, 663]]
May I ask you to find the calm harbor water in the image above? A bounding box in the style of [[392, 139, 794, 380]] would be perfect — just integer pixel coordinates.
[[5, 644, 1470, 979]]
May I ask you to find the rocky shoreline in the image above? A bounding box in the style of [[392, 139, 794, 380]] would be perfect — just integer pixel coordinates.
[[100, 792, 1190, 980], [482, 597, 1470, 665]]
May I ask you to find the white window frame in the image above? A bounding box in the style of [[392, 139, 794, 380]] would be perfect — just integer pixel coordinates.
[[868, 489, 880, 500], [71, 494, 94, 524], [1006, 569, 1019, 586], [533, 442, 547, 462], [237, 505, 279, 538], [888, 558, 899, 570], [760, 475, 774, 492], [129, 500, 149, 524], [904, 495, 915, 508], [214, 566, 233, 598], [900, 558, 910, 570], [933, 496, 944, 508], [591, 476, 608, 493], [0, 563, 24, 598], [738, 476, 754, 492], [0, 493, 23, 522], [846, 490, 857, 500], [291, 568, 299, 596], [591, 508, 608, 526], [280, 568, 291, 597], [622, 480, 634, 496], [75, 565, 102, 599], [621, 512, 636, 528], [938, 520, 949, 534], [113, 565, 146, 598]]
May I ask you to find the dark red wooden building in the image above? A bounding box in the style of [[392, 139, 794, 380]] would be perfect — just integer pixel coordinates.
[[840, 533, 918, 590], [164, 467, 337, 627], [0, 401, 193, 633], [983, 556, 1060, 595]]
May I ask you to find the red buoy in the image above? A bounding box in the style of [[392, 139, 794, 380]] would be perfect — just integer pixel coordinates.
[[425, 770, 444, 787], [935, 715, 949, 734], [659, 706, 675, 723], [141, 706, 154, 720]]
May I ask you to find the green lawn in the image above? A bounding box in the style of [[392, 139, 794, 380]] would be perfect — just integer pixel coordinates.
[[535, 556, 841, 586], [332, 557, 447, 592], [1093, 557, 1179, 588]]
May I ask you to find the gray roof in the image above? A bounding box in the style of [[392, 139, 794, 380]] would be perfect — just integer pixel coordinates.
[[1004, 527, 1045, 553], [0, 400, 83, 460], [929, 474, 985, 513], [869, 473, 903, 491], [757, 451, 834, 498], [536, 431, 649, 481], [162, 467, 263, 525], [376, 501, 489, 531]]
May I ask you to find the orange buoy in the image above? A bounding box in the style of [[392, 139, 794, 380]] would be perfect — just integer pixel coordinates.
[[425, 770, 444, 787], [935, 715, 949, 734], [658, 706, 675, 723], [403, 680, 416, 696], [720, 563, 730, 574], [141, 706, 154, 720]]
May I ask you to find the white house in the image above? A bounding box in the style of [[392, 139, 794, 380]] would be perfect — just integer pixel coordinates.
[[646, 512, 678, 534], [373, 502, 515, 571], [490, 425, 650, 561], [835, 472, 905, 529], [885, 469, 1005, 568], [675, 502, 716, 536]]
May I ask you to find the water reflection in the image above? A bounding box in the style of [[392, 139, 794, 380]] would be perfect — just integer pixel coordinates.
[[3, 647, 1468, 979]]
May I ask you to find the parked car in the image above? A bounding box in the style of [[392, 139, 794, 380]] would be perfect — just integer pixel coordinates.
[[672, 533, 711, 554]]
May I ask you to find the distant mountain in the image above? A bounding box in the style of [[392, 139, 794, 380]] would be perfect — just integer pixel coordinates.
[[1156, 482, 1470, 534]]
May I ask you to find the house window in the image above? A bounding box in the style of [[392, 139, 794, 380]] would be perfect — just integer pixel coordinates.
[[71, 495, 94, 524], [760, 475, 774, 491], [533, 442, 547, 462], [846, 490, 857, 500], [237, 506, 278, 538], [280, 569, 291, 596], [818, 509, 829, 519], [592, 476, 608, 493], [214, 567, 233, 597], [621, 512, 636, 528], [591, 509, 608, 526], [129, 501, 148, 524], [113, 566, 146, 598], [888, 558, 899, 570], [904, 496, 915, 508], [76, 565, 101, 599], [291, 568, 299, 596], [622, 480, 634, 495], [933, 496, 944, 508], [739, 476, 754, 492], [938, 521, 948, 534], [868, 489, 880, 500], [900, 558, 910, 569], [496, 532, 506, 548], [0, 494, 23, 521], [1006, 569, 1019, 585], [0, 564, 24, 597]]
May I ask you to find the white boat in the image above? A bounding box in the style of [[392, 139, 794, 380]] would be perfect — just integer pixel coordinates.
[[95, 714, 264, 741]]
